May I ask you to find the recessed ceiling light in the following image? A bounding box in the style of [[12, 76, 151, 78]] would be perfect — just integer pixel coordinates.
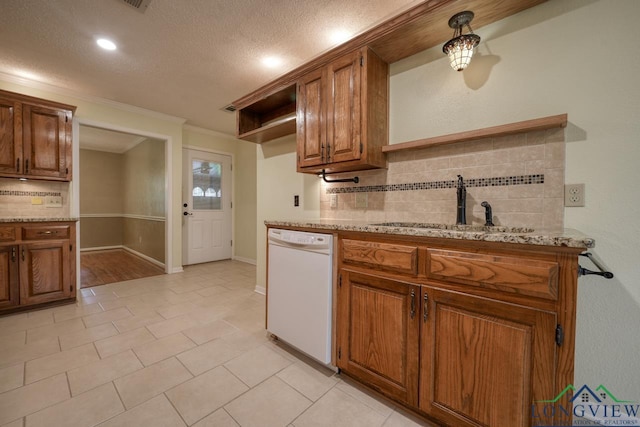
[[262, 56, 282, 68], [96, 38, 117, 51]]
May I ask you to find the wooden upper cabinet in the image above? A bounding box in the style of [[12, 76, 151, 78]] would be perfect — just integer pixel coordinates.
[[297, 68, 325, 168], [419, 286, 557, 427], [0, 90, 75, 181], [297, 47, 388, 174], [23, 104, 70, 180]]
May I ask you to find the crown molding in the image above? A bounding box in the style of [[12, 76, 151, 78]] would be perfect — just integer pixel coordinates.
[[0, 72, 187, 124], [183, 124, 236, 140]]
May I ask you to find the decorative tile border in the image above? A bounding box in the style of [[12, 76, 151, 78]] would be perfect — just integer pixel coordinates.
[[0, 191, 62, 197], [326, 174, 544, 194]]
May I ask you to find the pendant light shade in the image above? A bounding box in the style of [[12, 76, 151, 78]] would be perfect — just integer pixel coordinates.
[[442, 11, 481, 71]]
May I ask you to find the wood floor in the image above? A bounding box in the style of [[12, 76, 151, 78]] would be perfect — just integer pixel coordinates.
[[81, 249, 165, 288]]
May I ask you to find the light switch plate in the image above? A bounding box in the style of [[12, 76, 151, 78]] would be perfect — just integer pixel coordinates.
[[31, 197, 43, 205], [564, 184, 585, 207], [330, 194, 338, 208]]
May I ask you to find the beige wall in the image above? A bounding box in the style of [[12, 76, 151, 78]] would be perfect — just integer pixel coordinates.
[[79, 142, 165, 263], [79, 149, 123, 214], [122, 139, 165, 217]]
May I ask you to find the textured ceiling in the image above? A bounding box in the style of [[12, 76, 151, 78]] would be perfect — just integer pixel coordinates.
[[0, 0, 423, 135]]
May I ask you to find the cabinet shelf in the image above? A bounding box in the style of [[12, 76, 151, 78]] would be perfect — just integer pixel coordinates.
[[382, 114, 568, 154], [236, 84, 296, 144]]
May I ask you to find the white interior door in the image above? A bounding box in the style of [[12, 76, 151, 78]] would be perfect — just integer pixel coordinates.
[[182, 149, 232, 265]]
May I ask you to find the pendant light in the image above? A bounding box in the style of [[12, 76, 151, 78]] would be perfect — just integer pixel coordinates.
[[442, 11, 481, 71]]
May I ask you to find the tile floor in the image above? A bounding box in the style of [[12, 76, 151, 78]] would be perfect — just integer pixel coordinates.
[[0, 260, 435, 427]]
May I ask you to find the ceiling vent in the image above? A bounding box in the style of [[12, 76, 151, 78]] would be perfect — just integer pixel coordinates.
[[120, 0, 151, 12], [221, 104, 237, 113]]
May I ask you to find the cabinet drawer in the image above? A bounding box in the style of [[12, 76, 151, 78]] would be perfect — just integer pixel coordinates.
[[426, 249, 559, 300], [342, 239, 418, 275], [22, 225, 70, 240], [0, 226, 16, 242]]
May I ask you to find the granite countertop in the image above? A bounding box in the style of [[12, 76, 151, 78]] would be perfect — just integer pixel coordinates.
[[0, 217, 79, 223], [265, 219, 595, 249]]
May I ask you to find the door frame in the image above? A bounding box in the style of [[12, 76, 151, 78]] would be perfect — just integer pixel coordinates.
[[182, 145, 235, 265], [72, 118, 174, 288]]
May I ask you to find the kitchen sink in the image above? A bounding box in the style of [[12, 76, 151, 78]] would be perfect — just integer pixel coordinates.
[[369, 222, 535, 233]]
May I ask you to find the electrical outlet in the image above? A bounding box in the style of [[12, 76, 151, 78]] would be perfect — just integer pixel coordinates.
[[44, 196, 62, 208], [564, 184, 585, 207], [355, 193, 368, 209], [330, 194, 338, 208], [294, 195, 299, 207]]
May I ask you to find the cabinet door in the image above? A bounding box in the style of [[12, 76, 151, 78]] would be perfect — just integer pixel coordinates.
[[419, 286, 557, 427], [337, 269, 420, 406], [0, 245, 20, 309], [326, 50, 362, 164], [19, 241, 71, 306], [22, 104, 70, 179], [0, 98, 22, 175], [297, 68, 326, 169]]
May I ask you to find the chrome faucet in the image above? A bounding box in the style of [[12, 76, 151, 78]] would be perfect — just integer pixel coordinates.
[[456, 175, 466, 225]]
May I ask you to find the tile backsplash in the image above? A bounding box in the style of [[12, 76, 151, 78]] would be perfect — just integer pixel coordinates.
[[320, 128, 565, 231], [0, 178, 71, 218]]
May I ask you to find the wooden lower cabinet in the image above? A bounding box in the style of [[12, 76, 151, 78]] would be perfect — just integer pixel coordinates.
[[0, 222, 76, 315], [0, 245, 20, 309], [19, 241, 71, 306], [335, 233, 580, 427], [337, 270, 420, 406], [419, 286, 557, 427]]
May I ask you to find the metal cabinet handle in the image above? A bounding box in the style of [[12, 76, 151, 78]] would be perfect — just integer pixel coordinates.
[[410, 289, 416, 319], [16, 158, 20, 172], [25, 159, 29, 174], [326, 142, 331, 163], [21, 248, 25, 261], [423, 292, 429, 322], [11, 247, 16, 262], [37, 231, 55, 235]]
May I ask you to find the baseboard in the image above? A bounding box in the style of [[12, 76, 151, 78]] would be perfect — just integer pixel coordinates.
[[80, 245, 123, 252], [121, 247, 165, 269], [171, 267, 184, 274], [233, 256, 257, 265], [254, 285, 266, 295]]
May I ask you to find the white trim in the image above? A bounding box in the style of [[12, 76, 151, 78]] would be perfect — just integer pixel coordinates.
[[74, 117, 174, 275], [233, 256, 257, 265], [80, 245, 122, 252], [122, 246, 165, 269], [80, 213, 166, 222], [171, 267, 184, 273], [182, 144, 235, 158], [183, 125, 237, 141], [254, 285, 266, 295], [0, 73, 187, 124]]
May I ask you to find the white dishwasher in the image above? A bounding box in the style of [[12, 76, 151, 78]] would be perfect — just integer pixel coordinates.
[[267, 228, 333, 365]]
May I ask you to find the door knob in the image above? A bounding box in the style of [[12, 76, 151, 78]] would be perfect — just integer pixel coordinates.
[[183, 212, 193, 216]]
